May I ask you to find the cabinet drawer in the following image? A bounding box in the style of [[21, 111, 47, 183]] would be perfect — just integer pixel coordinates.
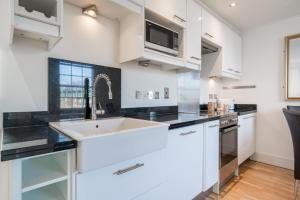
[[76, 150, 166, 200]]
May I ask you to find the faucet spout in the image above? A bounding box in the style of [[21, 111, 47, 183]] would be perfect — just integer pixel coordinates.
[[91, 74, 113, 120]]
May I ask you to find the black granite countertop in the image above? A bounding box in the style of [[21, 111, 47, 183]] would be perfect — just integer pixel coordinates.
[[1, 112, 77, 162], [126, 111, 231, 130]]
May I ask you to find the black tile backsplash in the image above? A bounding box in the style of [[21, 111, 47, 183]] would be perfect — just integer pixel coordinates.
[[48, 58, 121, 118]]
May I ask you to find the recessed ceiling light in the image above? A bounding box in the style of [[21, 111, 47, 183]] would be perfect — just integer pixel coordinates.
[[229, 2, 237, 7], [82, 5, 98, 18]]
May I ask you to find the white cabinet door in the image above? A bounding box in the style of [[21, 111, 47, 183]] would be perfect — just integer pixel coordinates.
[[76, 150, 166, 200], [222, 24, 242, 77], [186, 0, 202, 67], [238, 113, 256, 165], [145, 0, 187, 27], [166, 124, 204, 200], [202, 9, 223, 46], [203, 120, 220, 191]]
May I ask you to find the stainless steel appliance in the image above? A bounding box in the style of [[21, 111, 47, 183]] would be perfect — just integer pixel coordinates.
[[219, 113, 238, 187], [145, 20, 179, 56]]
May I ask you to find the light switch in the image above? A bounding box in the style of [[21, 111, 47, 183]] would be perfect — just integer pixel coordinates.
[[164, 88, 169, 99]]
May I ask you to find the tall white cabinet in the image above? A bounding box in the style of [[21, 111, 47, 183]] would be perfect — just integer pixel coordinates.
[[186, 0, 202, 68], [238, 113, 256, 165], [203, 120, 220, 191], [165, 124, 204, 200]]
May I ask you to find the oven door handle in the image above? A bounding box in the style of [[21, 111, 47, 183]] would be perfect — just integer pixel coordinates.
[[221, 125, 238, 133]]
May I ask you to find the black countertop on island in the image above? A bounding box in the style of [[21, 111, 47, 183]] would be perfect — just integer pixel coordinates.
[[1, 112, 77, 162]]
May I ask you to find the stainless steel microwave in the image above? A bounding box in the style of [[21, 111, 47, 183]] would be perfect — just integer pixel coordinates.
[[145, 20, 179, 56]]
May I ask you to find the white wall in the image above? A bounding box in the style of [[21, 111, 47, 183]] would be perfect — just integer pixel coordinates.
[[0, 2, 178, 200], [221, 15, 300, 169]]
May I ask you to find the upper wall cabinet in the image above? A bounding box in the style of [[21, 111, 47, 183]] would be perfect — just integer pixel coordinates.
[[222, 23, 242, 77], [145, 0, 187, 27], [119, 7, 200, 71], [202, 9, 223, 47], [185, 0, 202, 69], [10, 0, 64, 50]]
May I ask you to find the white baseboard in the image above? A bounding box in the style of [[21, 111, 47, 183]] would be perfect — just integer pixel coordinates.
[[252, 152, 294, 170]]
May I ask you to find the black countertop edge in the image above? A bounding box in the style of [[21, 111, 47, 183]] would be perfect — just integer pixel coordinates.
[[1, 142, 76, 162], [168, 116, 221, 130], [237, 110, 257, 116], [1, 125, 77, 162]]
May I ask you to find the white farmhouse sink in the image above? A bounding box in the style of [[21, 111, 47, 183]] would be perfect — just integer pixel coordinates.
[[50, 117, 169, 173]]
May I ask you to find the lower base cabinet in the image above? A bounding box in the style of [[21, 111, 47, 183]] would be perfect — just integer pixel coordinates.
[[203, 120, 220, 191], [165, 124, 204, 200], [76, 150, 166, 200], [238, 113, 256, 165]]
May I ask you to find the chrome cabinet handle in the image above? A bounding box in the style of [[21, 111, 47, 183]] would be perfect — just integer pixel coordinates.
[[234, 70, 241, 74], [174, 15, 186, 22], [227, 68, 234, 71], [113, 163, 144, 175], [180, 131, 197, 136], [190, 56, 201, 61], [209, 124, 219, 128], [243, 116, 255, 120], [205, 32, 214, 38]]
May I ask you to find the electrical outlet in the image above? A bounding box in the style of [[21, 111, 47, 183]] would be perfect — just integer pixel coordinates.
[[136, 91, 143, 99], [154, 91, 159, 99], [148, 91, 154, 99], [164, 88, 169, 99]]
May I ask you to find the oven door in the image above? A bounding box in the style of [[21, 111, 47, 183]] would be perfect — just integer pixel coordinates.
[[220, 125, 238, 168], [145, 21, 178, 56]]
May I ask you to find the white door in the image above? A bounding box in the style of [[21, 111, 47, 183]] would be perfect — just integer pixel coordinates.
[[222, 23, 242, 76], [166, 124, 204, 200], [203, 120, 220, 191], [186, 0, 202, 66], [238, 114, 256, 165], [202, 9, 223, 46], [145, 0, 187, 27]]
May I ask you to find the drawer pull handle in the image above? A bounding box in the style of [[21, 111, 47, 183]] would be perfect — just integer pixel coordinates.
[[113, 163, 144, 175], [205, 32, 214, 38], [174, 15, 186, 22], [180, 131, 196, 136], [243, 116, 255, 120], [191, 56, 201, 61], [209, 124, 219, 128]]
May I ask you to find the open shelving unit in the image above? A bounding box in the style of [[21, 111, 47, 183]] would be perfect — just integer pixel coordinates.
[[10, 150, 74, 200], [11, 0, 63, 50]]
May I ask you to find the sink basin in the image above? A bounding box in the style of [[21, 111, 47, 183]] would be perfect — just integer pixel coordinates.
[[50, 117, 169, 173]]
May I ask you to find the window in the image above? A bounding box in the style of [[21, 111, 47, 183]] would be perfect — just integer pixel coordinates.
[[58, 61, 93, 110]]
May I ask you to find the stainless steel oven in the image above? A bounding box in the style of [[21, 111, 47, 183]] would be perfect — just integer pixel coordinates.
[[145, 20, 179, 56], [219, 113, 238, 186]]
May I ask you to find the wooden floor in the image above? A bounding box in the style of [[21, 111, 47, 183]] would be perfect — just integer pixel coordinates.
[[201, 160, 295, 200]]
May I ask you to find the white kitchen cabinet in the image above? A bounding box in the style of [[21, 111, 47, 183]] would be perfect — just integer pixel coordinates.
[[202, 9, 223, 47], [185, 0, 202, 69], [76, 150, 166, 200], [238, 113, 256, 165], [145, 0, 187, 27], [202, 12, 242, 80], [203, 120, 220, 191], [11, 0, 63, 50], [9, 150, 74, 200], [222, 23, 242, 78], [165, 124, 204, 200]]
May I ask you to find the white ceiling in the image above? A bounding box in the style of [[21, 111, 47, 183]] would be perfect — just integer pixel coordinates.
[[200, 0, 300, 32]]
